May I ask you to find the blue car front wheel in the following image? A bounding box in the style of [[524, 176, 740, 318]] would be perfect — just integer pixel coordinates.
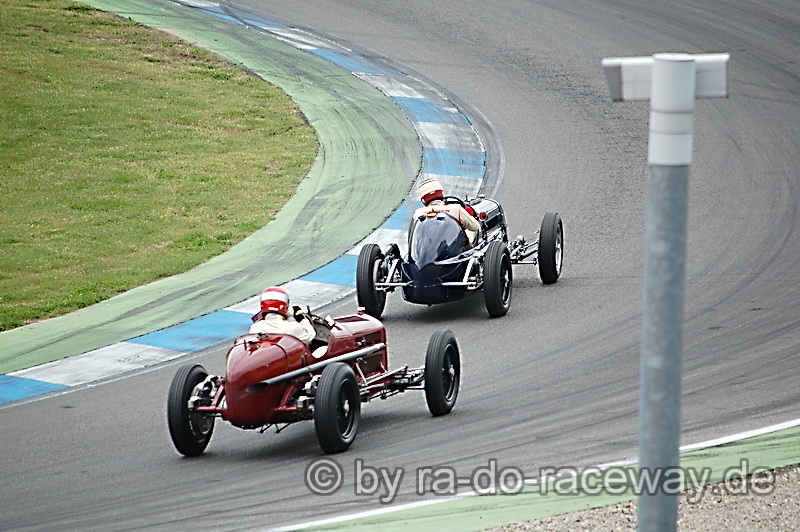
[[484, 240, 512, 317]]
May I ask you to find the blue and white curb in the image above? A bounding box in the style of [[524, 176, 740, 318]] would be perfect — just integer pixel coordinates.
[[1, 1, 486, 404]]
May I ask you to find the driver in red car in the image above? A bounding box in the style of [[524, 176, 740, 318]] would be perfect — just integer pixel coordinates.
[[250, 286, 316, 345], [413, 178, 480, 243]]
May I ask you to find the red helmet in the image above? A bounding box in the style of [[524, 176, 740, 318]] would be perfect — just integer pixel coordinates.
[[417, 178, 444, 206], [260, 286, 290, 316]]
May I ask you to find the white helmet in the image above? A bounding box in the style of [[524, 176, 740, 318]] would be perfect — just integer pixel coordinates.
[[417, 178, 444, 206]]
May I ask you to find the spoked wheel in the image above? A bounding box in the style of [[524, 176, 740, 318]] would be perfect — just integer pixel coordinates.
[[356, 243, 386, 318], [538, 212, 563, 284], [314, 362, 361, 453], [167, 364, 215, 457], [484, 240, 513, 317], [424, 330, 461, 416]]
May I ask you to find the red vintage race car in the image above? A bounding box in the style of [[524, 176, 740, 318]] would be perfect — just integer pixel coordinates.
[[166, 310, 460, 455]]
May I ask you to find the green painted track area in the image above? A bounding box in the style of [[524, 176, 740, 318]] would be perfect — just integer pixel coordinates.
[[0, 0, 420, 373], [301, 424, 800, 531]]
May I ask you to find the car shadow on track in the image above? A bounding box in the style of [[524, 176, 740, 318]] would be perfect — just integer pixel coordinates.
[[377, 292, 496, 324]]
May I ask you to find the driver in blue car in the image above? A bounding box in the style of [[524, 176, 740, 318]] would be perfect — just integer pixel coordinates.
[[413, 178, 480, 243], [250, 286, 316, 345]]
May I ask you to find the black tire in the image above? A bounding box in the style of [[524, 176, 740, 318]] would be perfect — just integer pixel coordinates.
[[356, 243, 386, 318], [167, 364, 214, 457], [538, 212, 563, 284], [424, 330, 461, 416], [484, 240, 513, 317], [314, 362, 361, 453]]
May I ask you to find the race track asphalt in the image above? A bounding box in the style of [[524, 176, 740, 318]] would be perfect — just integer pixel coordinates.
[[1, 0, 799, 530]]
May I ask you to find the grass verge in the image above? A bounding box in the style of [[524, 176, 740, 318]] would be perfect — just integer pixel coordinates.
[[0, 0, 316, 331]]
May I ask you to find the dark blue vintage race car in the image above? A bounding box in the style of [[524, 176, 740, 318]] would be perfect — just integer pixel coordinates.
[[356, 195, 563, 318]]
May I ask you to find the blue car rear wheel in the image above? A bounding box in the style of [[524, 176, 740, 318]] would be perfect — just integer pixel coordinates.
[[356, 243, 386, 318]]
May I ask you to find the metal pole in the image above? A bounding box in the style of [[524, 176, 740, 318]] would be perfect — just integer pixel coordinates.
[[638, 53, 696, 532], [602, 50, 728, 532]]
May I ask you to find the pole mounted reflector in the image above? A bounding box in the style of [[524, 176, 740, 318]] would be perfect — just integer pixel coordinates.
[[693, 53, 730, 98], [602, 53, 729, 102], [602, 52, 729, 165], [602, 56, 653, 101]]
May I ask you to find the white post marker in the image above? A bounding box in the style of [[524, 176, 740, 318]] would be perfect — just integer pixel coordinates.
[[602, 52, 729, 532]]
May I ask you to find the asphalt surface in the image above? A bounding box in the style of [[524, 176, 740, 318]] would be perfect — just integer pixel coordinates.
[[2, 0, 799, 530]]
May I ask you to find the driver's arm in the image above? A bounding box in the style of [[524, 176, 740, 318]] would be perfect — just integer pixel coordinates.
[[456, 205, 480, 233], [286, 307, 317, 345], [294, 314, 317, 345]]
